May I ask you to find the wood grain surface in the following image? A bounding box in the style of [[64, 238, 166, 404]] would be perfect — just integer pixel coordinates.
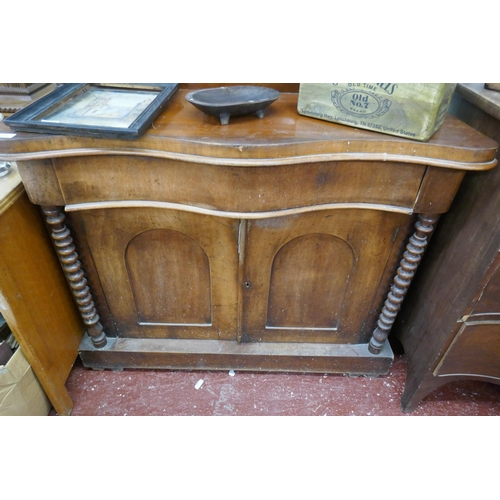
[[0, 91, 497, 170], [0, 183, 84, 415]]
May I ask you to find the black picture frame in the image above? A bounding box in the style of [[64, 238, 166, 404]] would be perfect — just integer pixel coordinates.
[[4, 83, 179, 140]]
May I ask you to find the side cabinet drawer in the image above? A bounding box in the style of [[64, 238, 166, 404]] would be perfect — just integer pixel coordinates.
[[435, 322, 500, 380]]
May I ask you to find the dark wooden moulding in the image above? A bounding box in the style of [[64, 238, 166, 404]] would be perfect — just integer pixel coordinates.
[[0, 84, 497, 377]]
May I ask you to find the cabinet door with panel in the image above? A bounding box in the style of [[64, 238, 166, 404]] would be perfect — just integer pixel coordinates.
[[75, 207, 240, 341], [72, 206, 409, 350], [242, 209, 408, 344]]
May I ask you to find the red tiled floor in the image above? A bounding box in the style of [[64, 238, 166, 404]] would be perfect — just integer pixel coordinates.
[[53, 342, 500, 416]]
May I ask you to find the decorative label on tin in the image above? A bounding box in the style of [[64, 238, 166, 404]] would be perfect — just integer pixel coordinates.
[[297, 83, 457, 142], [331, 87, 392, 119]]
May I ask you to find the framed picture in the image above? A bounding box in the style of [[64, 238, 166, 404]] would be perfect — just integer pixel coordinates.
[[4, 83, 179, 140]]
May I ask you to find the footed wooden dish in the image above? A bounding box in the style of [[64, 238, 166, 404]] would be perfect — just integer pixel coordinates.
[[185, 86, 280, 124]]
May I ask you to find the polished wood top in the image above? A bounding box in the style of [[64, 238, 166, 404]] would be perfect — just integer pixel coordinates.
[[0, 89, 497, 170]]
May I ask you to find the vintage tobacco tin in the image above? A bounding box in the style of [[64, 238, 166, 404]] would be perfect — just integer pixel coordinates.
[[297, 83, 456, 141]]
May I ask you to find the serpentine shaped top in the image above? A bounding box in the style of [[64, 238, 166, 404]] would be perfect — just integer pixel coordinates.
[[0, 90, 497, 171]]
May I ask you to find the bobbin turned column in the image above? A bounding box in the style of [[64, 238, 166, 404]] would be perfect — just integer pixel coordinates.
[[369, 213, 439, 355], [42, 206, 107, 348]]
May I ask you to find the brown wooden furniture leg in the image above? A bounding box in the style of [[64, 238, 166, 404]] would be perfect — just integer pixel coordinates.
[[42, 206, 107, 348], [369, 213, 439, 354], [400, 367, 447, 412]]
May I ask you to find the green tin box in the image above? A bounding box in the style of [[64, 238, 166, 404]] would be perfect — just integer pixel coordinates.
[[297, 83, 457, 141]]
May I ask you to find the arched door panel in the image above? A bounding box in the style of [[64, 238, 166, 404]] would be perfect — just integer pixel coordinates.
[[242, 209, 406, 343], [79, 207, 239, 340]]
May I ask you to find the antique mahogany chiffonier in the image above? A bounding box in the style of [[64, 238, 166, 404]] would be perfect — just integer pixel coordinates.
[[0, 84, 497, 378]]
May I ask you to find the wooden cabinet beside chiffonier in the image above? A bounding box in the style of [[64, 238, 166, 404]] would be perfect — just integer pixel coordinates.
[[393, 83, 500, 411], [0, 162, 84, 416], [0, 84, 497, 380]]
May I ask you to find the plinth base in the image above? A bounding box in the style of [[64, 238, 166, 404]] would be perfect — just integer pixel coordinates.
[[78, 335, 393, 376]]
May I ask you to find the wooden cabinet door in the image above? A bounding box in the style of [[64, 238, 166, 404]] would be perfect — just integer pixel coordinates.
[[241, 209, 407, 344], [77, 207, 240, 340]]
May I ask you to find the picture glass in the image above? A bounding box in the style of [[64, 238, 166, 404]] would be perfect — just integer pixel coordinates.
[[39, 87, 159, 129]]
